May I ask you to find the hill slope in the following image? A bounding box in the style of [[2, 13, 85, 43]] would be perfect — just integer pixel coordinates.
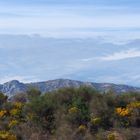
[[0, 79, 140, 97]]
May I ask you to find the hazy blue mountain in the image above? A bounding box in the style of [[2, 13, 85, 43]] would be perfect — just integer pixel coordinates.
[[0, 79, 140, 97]]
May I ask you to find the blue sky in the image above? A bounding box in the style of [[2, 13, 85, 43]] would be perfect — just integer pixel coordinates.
[[0, 0, 140, 86], [0, 0, 140, 5], [0, 0, 140, 40]]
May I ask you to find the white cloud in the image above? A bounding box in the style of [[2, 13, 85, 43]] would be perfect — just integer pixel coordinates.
[[81, 48, 140, 62], [81, 57, 99, 62], [101, 48, 140, 61]]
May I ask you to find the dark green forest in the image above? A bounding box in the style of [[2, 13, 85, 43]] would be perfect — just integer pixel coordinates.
[[0, 87, 140, 140]]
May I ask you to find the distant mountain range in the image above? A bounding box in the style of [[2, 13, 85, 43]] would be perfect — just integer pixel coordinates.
[[0, 79, 140, 97]]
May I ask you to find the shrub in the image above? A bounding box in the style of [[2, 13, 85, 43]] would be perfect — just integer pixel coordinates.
[[26, 88, 41, 101], [0, 93, 7, 107], [107, 132, 116, 140], [0, 87, 140, 139]]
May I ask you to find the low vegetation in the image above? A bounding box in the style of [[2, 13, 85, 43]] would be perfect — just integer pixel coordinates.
[[0, 87, 140, 140]]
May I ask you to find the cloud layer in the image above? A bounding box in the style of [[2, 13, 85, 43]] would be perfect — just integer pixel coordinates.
[[0, 1, 140, 86], [0, 35, 140, 86], [101, 49, 140, 61]]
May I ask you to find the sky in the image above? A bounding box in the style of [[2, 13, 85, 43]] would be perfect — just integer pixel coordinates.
[[0, 0, 140, 40], [0, 0, 140, 86]]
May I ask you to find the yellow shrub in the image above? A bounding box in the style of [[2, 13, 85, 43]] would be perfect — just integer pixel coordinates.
[[0, 131, 9, 139], [10, 109, 20, 116], [90, 117, 101, 125], [78, 125, 86, 131], [0, 131, 17, 140], [107, 132, 116, 140], [127, 101, 140, 109], [68, 107, 80, 114], [116, 107, 130, 117], [116, 102, 140, 117], [116, 107, 122, 114], [8, 120, 18, 128], [14, 102, 23, 109], [0, 110, 7, 118]]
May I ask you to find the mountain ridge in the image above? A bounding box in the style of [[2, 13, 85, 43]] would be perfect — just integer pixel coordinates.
[[0, 79, 140, 97]]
